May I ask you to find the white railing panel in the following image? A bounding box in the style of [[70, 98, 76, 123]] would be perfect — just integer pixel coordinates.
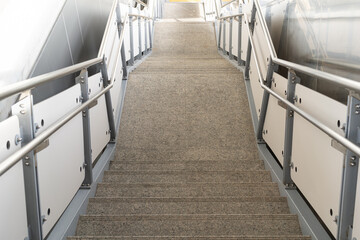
[[111, 56, 124, 122], [124, 19, 131, 61], [88, 73, 110, 162], [224, 19, 230, 52], [102, 11, 120, 79], [291, 84, 347, 236], [133, 18, 140, 57], [33, 84, 85, 237], [231, 19, 238, 57], [241, 11, 248, 61], [262, 73, 287, 165], [0, 116, 28, 240], [141, 19, 146, 52], [249, 51, 264, 119], [252, 14, 271, 81]]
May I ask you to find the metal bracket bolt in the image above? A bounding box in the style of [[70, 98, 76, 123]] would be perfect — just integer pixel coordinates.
[[34, 123, 40, 133], [289, 110, 294, 117], [350, 156, 357, 166], [15, 135, 23, 145]]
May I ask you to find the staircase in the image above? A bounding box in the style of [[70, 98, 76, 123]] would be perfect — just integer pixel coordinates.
[[69, 3, 310, 239]]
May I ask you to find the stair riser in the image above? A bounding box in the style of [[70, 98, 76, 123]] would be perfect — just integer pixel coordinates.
[[87, 201, 289, 215]]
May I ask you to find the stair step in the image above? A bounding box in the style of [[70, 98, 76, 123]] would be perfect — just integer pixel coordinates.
[[114, 147, 259, 162], [69, 236, 311, 240], [86, 197, 289, 215], [102, 170, 272, 183], [95, 182, 280, 198], [109, 160, 264, 171], [75, 214, 302, 236]]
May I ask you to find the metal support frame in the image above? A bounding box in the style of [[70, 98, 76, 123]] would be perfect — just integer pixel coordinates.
[[337, 95, 360, 240], [218, 19, 222, 50], [138, 17, 142, 58], [129, 10, 134, 65], [222, 19, 226, 55], [75, 69, 93, 187], [283, 70, 300, 187], [100, 58, 116, 142], [256, 60, 277, 142], [12, 95, 43, 240], [229, 17, 233, 60], [244, 3, 256, 80], [144, 19, 148, 54]]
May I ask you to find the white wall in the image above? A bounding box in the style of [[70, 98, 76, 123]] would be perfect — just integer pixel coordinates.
[[0, 0, 66, 121]]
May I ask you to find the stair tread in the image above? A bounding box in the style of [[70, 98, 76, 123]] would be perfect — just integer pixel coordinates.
[[86, 196, 290, 215], [69, 236, 311, 240], [75, 214, 302, 236]]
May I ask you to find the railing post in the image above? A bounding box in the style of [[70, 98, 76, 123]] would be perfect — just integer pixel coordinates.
[[144, 18, 148, 54], [75, 69, 93, 187], [12, 95, 43, 240], [148, 19, 153, 50], [337, 94, 360, 240], [237, 15, 245, 66], [222, 19, 226, 55], [116, 3, 128, 80], [256, 60, 278, 143], [100, 58, 117, 142], [218, 19, 222, 50], [283, 69, 300, 188], [229, 17, 233, 60], [129, 9, 134, 65], [138, 16, 142, 59], [244, 2, 256, 80]]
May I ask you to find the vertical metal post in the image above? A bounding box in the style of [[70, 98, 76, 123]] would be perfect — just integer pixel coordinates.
[[116, 3, 128, 79], [238, 15, 244, 66], [337, 95, 360, 240], [148, 19, 153, 49], [100, 58, 117, 142], [138, 17, 142, 59], [229, 17, 233, 60], [75, 69, 93, 187], [256, 60, 277, 142], [244, 3, 256, 80], [283, 70, 300, 188], [222, 19, 226, 55], [144, 18, 148, 54], [12, 96, 43, 240], [129, 8, 134, 65], [218, 19, 222, 50]]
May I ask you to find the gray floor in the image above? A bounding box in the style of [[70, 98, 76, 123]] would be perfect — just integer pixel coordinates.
[[69, 3, 311, 239]]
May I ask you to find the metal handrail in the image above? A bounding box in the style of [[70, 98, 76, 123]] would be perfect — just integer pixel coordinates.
[[0, 58, 102, 101], [243, 9, 360, 157], [221, 0, 237, 8], [129, 13, 153, 19], [218, 13, 243, 20], [0, 13, 131, 177]]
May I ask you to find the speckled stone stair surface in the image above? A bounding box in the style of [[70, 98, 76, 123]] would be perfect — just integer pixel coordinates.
[[70, 2, 309, 239]]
